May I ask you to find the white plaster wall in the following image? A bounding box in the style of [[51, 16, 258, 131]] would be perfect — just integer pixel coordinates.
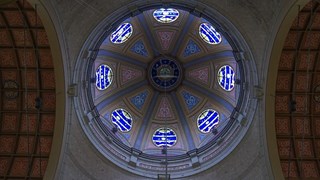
[[36, 0, 301, 179]]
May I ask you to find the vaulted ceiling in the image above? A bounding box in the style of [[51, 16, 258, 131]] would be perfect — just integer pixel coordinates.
[[0, 0, 55, 179], [276, 0, 320, 178]]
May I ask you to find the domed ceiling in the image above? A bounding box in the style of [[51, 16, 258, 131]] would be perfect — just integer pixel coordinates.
[[92, 8, 238, 155], [76, 4, 257, 179]]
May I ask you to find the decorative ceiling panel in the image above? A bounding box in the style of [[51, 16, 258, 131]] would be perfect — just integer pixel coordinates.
[[276, 72, 292, 91], [0, 30, 11, 45], [279, 51, 295, 70], [301, 31, 320, 49], [283, 31, 301, 49], [275, 117, 291, 135], [0, 0, 55, 179], [276, 1, 320, 179], [297, 51, 316, 70]]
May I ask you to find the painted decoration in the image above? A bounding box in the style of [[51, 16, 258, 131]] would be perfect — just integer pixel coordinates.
[[3, 80, 19, 99], [199, 23, 222, 44], [153, 8, 179, 23], [152, 127, 177, 147], [157, 31, 175, 50], [110, 23, 133, 44], [218, 65, 235, 91], [181, 91, 199, 110], [197, 109, 219, 133], [155, 96, 175, 119], [120, 65, 143, 85], [131, 91, 148, 110], [111, 108, 133, 132], [95, 64, 113, 90], [188, 66, 209, 85], [183, 39, 201, 57], [130, 40, 148, 57]]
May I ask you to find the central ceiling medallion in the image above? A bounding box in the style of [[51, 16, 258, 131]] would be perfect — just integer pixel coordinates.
[[148, 56, 182, 91]]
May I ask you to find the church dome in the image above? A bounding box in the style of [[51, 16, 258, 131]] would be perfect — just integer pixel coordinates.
[[74, 3, 258, 179]]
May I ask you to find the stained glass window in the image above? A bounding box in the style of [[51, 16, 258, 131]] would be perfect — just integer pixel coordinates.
[[96, 64, 113, 90], [197, 109, 219, 133], [199, 23, 222, 44], [218, 65, 235, 91], [153, 8, 179, 23], [110, 23, 133, 44], [111, 108, 132, 132], [152, 128, 177, 147]]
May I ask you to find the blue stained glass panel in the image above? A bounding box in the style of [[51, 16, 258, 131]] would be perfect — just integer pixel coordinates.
[[95, 64, 113, 90], [218, 65, 235, 91], [111, 109, 133, 132], [110, 23, 133, 44], [199, 23, 222, 44], [153, 8, 179, 23], [197, 109, 219, 133], [152, 128, 177, 147]]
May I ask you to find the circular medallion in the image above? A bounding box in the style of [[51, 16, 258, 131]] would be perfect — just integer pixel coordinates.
[[149, 57, 182, 91], [3, 80, 19, 99]]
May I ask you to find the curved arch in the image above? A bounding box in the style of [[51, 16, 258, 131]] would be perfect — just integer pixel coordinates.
[[26, 1, 66, 179]]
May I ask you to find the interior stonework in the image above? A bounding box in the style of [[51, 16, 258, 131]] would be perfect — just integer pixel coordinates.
[[1, 0, 320, 179]]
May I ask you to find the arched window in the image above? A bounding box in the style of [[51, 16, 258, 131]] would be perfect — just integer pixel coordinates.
[[95, 64, 113, 90]]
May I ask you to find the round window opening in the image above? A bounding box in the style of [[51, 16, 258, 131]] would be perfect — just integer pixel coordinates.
[[75, 3, 257, 179]]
